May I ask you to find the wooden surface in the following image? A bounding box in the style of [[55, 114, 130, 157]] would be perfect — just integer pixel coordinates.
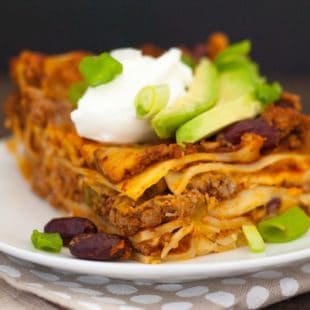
[[0, 74, 310, 309]]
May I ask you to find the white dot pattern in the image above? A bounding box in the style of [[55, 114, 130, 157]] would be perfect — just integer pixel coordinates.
[[106, 284, 138, 295], [134, 280, 154, 286], [205, 291, 235, 308], [246, 286, 269, 309], [279, 277, 299, 297], [130, 294, 162, 304], [0, 265, 21, 278], [30, 270, 59, 281], [252, 270, 283, 279], [70, 287, 103, 296], [1, 252, 310, 309], [176, 286, 209, 297], [155, 284, 183, 292], [54, 281, 82, 288], [77, 275, 110, 285]]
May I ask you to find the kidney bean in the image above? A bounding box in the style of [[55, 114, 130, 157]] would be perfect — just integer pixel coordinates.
[[44, 217, 97, 246], [266, 197, 281, 216], [69, 233, 132, 261], [223, 117, 278, 149]]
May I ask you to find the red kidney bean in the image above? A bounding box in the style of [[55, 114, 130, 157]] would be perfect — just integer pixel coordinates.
[[69, 233, 132, 261], [44, 217, 97, 246], [222, 117, 278, 149]]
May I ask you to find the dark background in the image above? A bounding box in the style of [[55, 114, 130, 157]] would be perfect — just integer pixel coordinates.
[[0, 0, 310, 75]]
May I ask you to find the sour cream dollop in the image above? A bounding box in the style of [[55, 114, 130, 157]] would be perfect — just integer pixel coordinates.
[[71, 48, 193, 144]]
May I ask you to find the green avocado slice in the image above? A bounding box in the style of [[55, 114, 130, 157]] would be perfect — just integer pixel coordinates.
[[151, 59, 218, 139], [217, 65, 261, 104], [175, 39, 281, 144], [176, 94, 262, 144], [175, 58, 263, 144]]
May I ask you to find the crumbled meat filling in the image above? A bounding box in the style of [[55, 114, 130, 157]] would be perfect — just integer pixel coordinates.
[[101, 190, 209, 236], [187, 172, 238, 199], [262, 104, 310, 151]]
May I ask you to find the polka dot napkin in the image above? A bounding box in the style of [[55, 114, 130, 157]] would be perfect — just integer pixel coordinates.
[[0, 252, 309, 310]]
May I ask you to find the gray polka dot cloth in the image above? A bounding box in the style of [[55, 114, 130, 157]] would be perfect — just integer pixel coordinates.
[[0, 252, 309, 309]]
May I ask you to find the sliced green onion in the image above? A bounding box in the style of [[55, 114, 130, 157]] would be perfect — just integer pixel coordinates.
[[242, 224, 265, 253], [215, 40, 251, 70], [181, 54, 196, 70], [68, 81, 88, 108], [258, 207, 310, 243], [79, 52, 123, 87], [134, 84, 169, 119], [255, 81, 282, 106], [31, 229, 63, 253]]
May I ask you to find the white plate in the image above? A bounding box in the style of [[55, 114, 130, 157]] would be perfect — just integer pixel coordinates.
[[1, 141, 310, 282]]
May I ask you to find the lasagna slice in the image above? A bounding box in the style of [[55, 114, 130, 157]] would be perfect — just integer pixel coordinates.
[[5, 34, 310, 263]]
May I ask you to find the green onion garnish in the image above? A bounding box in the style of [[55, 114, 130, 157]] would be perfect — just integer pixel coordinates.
[[31, 229, 63, 253], [255, 81, 282, 106], [134, 84, 169, 119], [258, 207, 310, 243], [79, 52, 123, 87], [68, 81, 88, 107], [181, 54, 196, 70], [215, 40, 251, 70], [242, 224, 266, 253]]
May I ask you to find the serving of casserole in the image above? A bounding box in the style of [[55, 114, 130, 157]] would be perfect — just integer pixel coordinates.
[[5, 33, 310, 263]]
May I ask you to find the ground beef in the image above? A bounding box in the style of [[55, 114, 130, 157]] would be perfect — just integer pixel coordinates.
[[187, 172, 238, 199], [262, 104, 310, 151], [101, 190, 209, 236], [31, 157, 84, 208], [276, 91, 302, 111], [22, 87, 73, 128]]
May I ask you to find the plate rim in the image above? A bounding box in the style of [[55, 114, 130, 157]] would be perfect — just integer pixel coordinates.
[[1, 240, 310, 279]]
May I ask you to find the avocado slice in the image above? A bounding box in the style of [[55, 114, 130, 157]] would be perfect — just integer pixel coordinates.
[[151, 59, 218, 139], [175, 58, 263, 144], [176, 94, 262, 144], [175, 39, 280, 144], [217, 66, 260, 104]]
